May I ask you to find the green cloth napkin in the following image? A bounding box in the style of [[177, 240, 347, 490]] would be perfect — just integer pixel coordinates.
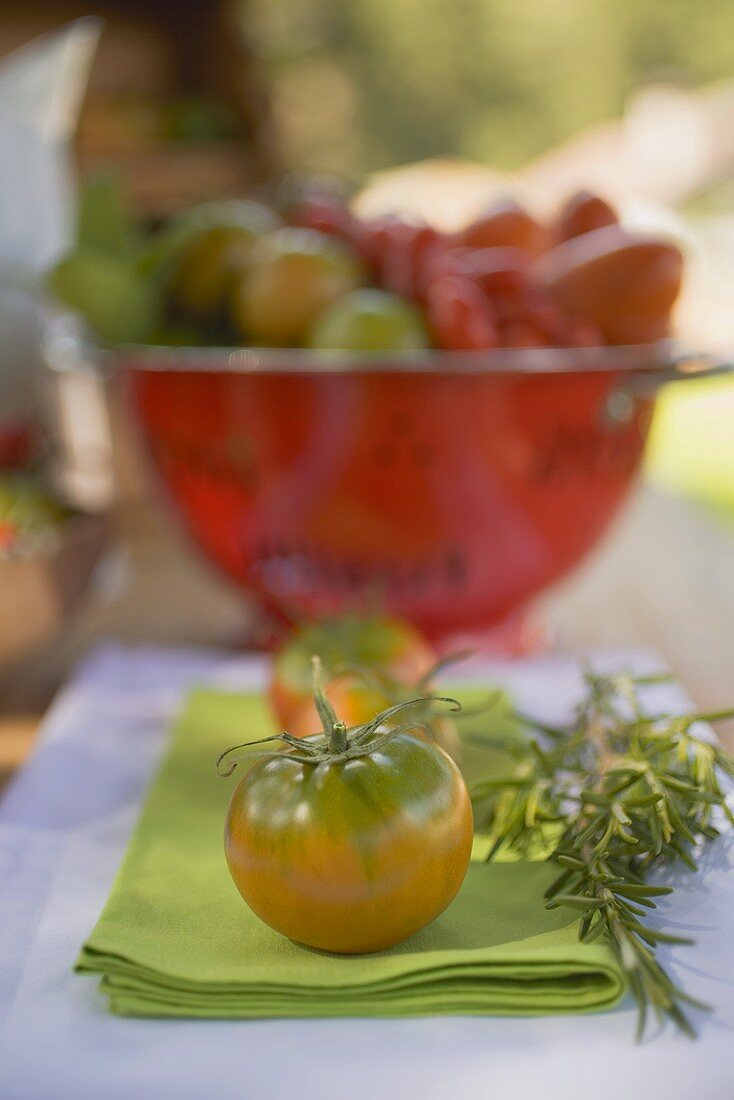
[[76, 689, 625, 1018]]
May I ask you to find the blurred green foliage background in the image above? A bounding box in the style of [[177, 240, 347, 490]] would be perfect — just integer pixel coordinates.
[[249, 0, 734, 180]]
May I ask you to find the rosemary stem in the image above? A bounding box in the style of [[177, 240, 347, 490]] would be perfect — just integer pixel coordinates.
[[471, 666, 734, 1041]]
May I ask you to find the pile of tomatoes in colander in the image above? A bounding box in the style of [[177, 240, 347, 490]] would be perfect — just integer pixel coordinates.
[[49, 177, 684, 352], [289, 188, 683, 351]]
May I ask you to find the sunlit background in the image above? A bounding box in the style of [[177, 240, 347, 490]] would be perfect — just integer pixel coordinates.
[[251, 0, 733, 179]]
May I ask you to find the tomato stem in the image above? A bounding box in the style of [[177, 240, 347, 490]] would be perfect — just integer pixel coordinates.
[[330, 720, 349, 754], [311, 655, 339, 734], [215, 695, 464, 775]]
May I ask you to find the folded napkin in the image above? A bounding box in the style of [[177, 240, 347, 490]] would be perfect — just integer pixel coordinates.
[[76, 689, 625, 1018]]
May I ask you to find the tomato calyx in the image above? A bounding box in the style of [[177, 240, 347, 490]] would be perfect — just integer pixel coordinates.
[[330, 648, 498, 732], [216, 656, 461, 775]]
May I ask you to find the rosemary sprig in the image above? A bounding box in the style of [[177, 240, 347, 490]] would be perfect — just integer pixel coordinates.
[[470, 668, 734, 1039]]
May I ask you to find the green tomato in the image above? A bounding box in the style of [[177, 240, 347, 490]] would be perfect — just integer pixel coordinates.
[[231, 227, 363, 346], [166, 202, 282, 322], [48, 249, 158, 345], [141, 200, 280, 284], [308, 288, 430, 351], [168, 225, 261, 320]]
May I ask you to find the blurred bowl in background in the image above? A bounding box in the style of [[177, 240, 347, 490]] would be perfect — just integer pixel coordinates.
[[0, 311, 113, 670], [47, 337, 724, 651], [0, 287, 48, 470]]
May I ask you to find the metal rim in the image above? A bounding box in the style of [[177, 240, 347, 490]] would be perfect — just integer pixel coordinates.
[[115, 340, 675, 375], [43, 322, 729, 381]]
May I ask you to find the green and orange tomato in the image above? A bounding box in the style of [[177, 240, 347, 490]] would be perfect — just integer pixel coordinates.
[[222, 684, 473, 954], [268, 613, 437, 736]]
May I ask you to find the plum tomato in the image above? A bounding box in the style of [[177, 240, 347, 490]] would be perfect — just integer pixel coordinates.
[[555, 191, 618, 243], [360, 215, 405, 278], [560, 316, 605, 347], [268, 613, 437, 733], [221, 671, 473, 954], [289, 193, 358, 247], [230, 227, 364, 346], [425, 275, 498, 350], [452, 246, 531, 296], [458, 200, 548, 257], [500, 321, 549, 348], [395, 224, 448, 300], [362, 218, 447, 300], [538, 226, 684, 345]]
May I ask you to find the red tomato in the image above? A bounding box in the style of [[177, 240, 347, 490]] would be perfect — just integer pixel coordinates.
[[425, 275, 498, 350], [360, 216, 406, 280], [0, 423, 34, 471], [362, 218, 447, 300], [462, 247, 531, 294], [409, 225, 450, 299], [376, 221, 419, 298], [539, 226, 684, 345], [560, 316, 605, 347], [491, 288, 533, 326], [289, 194, 359, 248], [431, 246, 531, 298], [459, 200, 548, 257], [556, 191, 618, 242], [500, 321, 549, 348]]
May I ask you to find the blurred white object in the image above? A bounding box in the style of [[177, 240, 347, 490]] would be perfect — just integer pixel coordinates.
[[0, 18, 100, 278], [356, 158, 508, 229], [44, 317, 116, 512], [0, 20, 100, 435]]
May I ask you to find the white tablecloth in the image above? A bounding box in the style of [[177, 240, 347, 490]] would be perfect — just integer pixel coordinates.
[[0, 644, 731, 1100]]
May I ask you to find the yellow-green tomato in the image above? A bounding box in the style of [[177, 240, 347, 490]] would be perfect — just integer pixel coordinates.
[[308, 288, 430, 351], [224, 730, 473, 954], [49, 248, 158, 344], [231, 226, 363, 346]]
